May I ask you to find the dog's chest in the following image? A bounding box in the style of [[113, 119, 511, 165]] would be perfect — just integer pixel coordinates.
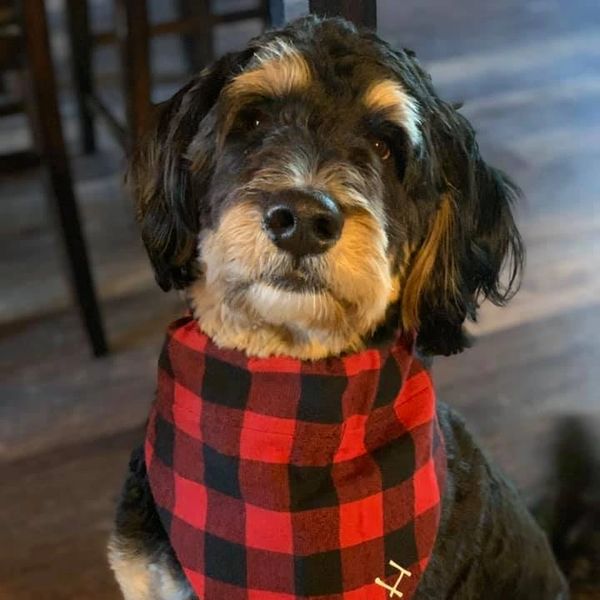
[[145, 317, 446, 598]]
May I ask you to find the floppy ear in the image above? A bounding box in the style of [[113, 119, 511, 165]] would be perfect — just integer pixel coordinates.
[[128, 51, 253, 291], [401, 107, 524, 356]]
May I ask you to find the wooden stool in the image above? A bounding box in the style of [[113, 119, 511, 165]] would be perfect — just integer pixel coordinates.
[[1, 0, 108, 356], [66, 0, 285, 153]]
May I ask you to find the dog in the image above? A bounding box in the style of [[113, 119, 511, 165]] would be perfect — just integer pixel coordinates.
[[108, 16, 569, 599]]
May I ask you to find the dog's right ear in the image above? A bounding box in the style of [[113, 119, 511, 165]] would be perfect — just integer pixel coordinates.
[[128, 51, 253, 291]]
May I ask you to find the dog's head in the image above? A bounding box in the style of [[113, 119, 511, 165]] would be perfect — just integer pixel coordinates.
[[131, 17, 523, 359]]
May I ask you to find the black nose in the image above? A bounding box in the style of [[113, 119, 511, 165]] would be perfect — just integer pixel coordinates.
[[263, 190, 344, 258]]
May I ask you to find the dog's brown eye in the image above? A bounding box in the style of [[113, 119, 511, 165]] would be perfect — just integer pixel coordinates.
[[370, 137, 391, 160], [242, 109, 270, 130]]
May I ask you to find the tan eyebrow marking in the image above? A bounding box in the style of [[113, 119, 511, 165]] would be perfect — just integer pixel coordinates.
[[363, 80, 421, 146], [225, 39, 312, 99]]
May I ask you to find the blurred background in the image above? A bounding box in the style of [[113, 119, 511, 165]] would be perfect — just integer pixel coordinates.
[[1, 0, 598, 598]]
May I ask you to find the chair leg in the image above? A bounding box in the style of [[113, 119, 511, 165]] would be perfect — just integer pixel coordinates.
[[21, 0, 108, 357], [308, 0, 377, 29], [65, 0, 97, 154], [114, 0, 152, 150], [264, 0, 285, 27], [177, 0, 213, 73]]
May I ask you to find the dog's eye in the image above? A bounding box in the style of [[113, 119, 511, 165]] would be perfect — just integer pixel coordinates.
[[251, 114, 265, 128], [369, 137, 391, 160], [241, 108, 270, 131]]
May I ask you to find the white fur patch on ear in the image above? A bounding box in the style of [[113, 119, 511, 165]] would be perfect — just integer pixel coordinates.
[[363, 80, 422, 147]]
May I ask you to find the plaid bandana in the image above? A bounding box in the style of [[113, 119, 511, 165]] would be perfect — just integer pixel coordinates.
[[146, 316, 446, 599]]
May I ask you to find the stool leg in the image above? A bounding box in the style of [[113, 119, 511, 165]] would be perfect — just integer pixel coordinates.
[[21, 0, 108, 356], [308, 0, 377, 29], [264, 0, 285, 27], [114, 0, 152, 150], [65, 0, 97, 154], [177, 0, 213, 73]]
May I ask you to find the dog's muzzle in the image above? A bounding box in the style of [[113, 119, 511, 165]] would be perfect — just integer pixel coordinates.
[[262, 189, 344, 258]]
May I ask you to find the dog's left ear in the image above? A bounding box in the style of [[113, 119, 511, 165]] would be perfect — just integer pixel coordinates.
[[401, 104, 524, 356], [128, 50, 253, 291]]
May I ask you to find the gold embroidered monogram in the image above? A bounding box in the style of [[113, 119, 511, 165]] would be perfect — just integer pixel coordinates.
[[375, 561, 413, 598]]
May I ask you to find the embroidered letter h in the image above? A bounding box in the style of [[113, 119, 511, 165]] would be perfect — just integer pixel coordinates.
[[374, 560, 412, 598]]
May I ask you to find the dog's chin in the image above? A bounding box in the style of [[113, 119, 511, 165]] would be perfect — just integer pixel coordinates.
[[267, 272, 326, 294], [246, 281, 343, 330]]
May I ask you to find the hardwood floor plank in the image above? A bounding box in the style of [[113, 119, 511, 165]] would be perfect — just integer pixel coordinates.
[[0, 428, 142, 600]]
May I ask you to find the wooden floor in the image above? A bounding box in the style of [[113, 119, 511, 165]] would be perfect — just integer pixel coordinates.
[[1, 0, 599, 598]]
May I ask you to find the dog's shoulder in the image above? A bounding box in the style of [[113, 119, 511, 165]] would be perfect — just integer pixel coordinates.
[[423, 404, 568, 599]]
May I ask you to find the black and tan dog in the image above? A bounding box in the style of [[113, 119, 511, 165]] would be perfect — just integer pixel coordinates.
[[109, 16, 568, 599]]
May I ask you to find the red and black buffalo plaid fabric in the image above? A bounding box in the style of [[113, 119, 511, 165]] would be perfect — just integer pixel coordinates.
[[146, 316, 446, 599]]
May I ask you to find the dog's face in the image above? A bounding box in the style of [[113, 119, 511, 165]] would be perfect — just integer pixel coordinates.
[[131, 17, 523, 359]]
